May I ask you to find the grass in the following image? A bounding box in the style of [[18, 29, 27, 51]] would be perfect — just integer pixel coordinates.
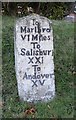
[[2, 15, 74, 118], [0, 14, 2, 118]]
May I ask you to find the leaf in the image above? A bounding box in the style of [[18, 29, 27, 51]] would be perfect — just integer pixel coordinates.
[[24, 107, 36, 116], [0, 101, 3, 107], [47, 105, 51, 109], [72, 71, 76, 75]]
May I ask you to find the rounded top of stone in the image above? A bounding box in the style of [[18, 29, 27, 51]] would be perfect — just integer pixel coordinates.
[[16, 13, 52, 25]]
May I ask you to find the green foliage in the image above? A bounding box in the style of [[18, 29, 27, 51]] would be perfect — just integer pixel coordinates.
[[2, 2, 72, 19], [50, 6, 64, 20], [2, 15, 74, 118], [40, 3, 71, 19]]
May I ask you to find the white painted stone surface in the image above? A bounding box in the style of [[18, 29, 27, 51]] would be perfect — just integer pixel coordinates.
[[14, 14, 55, 102]]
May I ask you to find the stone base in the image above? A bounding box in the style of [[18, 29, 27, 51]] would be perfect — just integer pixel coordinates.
[[20, 92, 55, 103]]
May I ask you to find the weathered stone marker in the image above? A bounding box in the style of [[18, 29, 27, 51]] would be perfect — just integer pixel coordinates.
[[14, 14, 55, 102]]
